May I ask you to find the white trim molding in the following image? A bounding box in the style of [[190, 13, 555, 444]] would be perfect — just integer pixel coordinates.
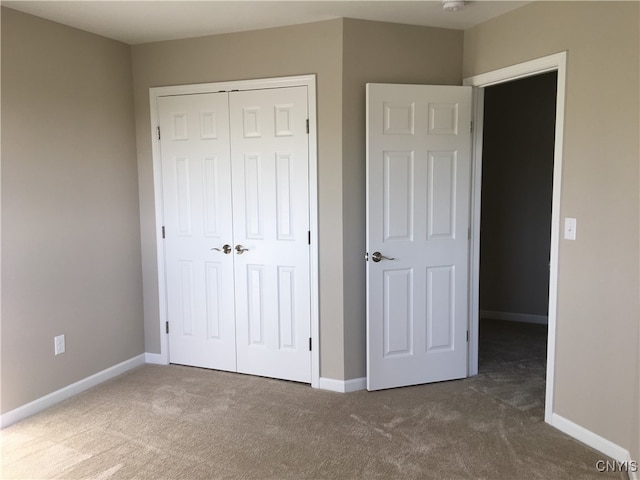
[[550, 413, 635, 467], [463, 52, 567, 426], [319, 377, 367, 393], [148, 75, 320, 388], [480, 310, 548, 325], [144, 352, 167, 365], [0, 354, 145, 428]]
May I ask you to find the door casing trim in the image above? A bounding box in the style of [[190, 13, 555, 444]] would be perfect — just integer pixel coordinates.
[[149, 75, 320, 388], [463, 51, 567, 423]]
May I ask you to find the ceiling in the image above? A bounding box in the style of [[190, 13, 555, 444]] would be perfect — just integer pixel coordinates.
[[1, 0, 529, 45]]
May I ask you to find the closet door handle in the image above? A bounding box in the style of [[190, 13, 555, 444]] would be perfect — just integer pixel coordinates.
[[211, 244, 232, 254], [235, 244, 250, 255]]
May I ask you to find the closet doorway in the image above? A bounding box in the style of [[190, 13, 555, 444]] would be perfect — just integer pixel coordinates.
[[150, 76, 320, 385]]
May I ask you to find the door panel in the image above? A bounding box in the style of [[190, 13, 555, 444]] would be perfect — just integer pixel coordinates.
[[159, 93, 237, 371], [230, 87, 311, 383], [367, 83, 472, 391]]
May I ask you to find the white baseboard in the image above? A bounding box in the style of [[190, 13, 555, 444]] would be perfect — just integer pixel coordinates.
[[319, 377, 366, 393], [550, 413, 631, 463], [1, 354, 145, 428], [144, 352, 167, 365], [481, 310, 548, 325]]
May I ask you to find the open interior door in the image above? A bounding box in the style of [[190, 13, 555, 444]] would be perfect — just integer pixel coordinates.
[[366, 83, 472, 391]]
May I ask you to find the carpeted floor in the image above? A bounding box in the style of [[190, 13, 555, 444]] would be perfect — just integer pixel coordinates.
[[1, 320, 625, 479]]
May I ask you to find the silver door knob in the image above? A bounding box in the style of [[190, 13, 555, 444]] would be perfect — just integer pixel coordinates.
[[211, 244, 232, 254], [235, 244, 250, 255], [371, 252, 395, 262]]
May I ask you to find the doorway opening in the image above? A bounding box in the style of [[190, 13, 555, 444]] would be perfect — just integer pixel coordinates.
[[148, 75, 321, 388], [465, 52, 567, 424], [478, 71, 557, 416]]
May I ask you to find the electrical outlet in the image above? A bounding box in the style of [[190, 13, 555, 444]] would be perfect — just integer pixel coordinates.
[[54, 334, 65, 355]]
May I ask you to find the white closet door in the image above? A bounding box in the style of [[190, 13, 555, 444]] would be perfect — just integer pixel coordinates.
[[229, 86, 311, 383], [159, 93, 237, 371], [366, 83, 472, 390]]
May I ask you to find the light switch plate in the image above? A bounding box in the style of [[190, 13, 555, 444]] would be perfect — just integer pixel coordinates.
[[564, 217, 577, 240], [54, 334, 65, 355]]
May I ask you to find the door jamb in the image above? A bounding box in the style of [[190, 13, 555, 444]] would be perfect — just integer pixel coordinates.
[[148, 75, 320, 388], [463, 52, 567, 423]]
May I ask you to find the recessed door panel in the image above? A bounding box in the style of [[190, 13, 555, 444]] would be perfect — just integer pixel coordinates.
[[275, 104, 295, 137], [243, 107, 261, 138], [205, 262, 222, 339], [172, 113, 188, 140], [202, 156, 221, 237], [384, 151, 414, 241], [426, 266, 455, 351], [200, 112, 218, 139], [178, 261, 195, 336], [276, 154, 294, 240], [174, 157, 192, 236], [383, 269, 413, 357], [247, 265, 265, 346], [278, 267, 296, 349], [428, 103, 459, 135], [428, 151, 457, 240], [383, 102, 415, 135], [244, 154, 263, 240]]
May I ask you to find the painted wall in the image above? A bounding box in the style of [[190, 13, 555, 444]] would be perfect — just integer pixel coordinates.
[[465, 0, 639, 459], [480, 72, 557, 320], [341, 19, 463, 379], [130, 20, 347, 379], [131, 19, 463, 381], [3, 4, 637, 462], [1, 8, 144, 413]]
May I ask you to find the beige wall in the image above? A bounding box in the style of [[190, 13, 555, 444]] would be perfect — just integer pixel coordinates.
[[1, 8, 143, 413], [465, 0, 639, 458], [132, 18, 463, 381], [4, 3, 637, 461], [341, 19, 463, 378], [131, 20, 347, 379]]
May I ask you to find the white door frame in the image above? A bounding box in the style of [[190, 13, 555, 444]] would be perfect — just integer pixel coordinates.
[[463, 52, 567, 423], [148, 75, 320, 388]]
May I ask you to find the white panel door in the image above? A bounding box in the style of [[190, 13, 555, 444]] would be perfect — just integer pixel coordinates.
[[229, 86, 311, 383], [366, 83, 472, 391], [159, 93, 237, 371]]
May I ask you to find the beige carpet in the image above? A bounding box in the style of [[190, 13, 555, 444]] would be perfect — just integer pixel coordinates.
[[1, 360, 625, 480]]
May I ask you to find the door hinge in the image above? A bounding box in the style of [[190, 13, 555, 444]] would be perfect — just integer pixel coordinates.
[[309, 337, 312, 351], [166, 321, 169, 334], [470, 121, 473, 133], [308, 230, 311, 245], [466, 330, 469, 342], [157, 126, 161, 140], [306, 119, 309, 134], [162, 226, 166, 239]]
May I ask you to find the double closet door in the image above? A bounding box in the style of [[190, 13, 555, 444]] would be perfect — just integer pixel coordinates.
[[158, 86, 311, 383]]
